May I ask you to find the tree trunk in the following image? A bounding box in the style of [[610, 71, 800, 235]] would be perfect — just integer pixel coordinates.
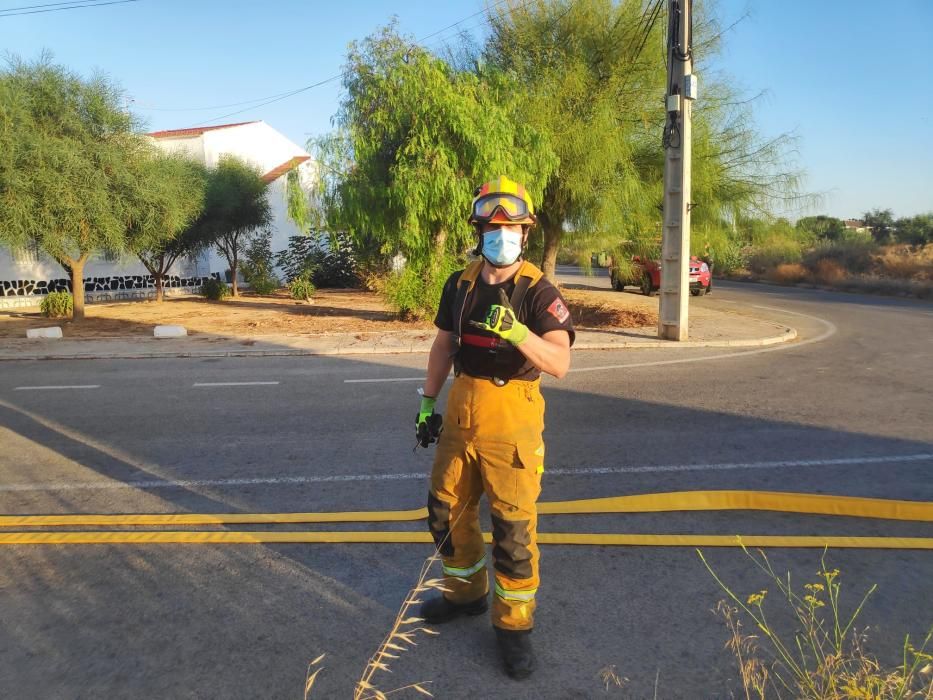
[[230, 253, 239, 297], [432, 228, 447, 271], [540, 217, 563, 282], [155, 274, 164, 303], [69, 256, 87, 321]]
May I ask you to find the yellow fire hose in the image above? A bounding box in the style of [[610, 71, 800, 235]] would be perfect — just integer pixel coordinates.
[[1, 490, 931, 548]]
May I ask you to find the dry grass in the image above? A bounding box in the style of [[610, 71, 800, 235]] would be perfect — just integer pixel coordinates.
[[735, 243, 933, 299], [811, 259, 847, 284], [303, 502, 485, 698], [877, 245, 933, 281], [303, 556, 445, 699], [0, 286, 655, 338], [768, 263, 809, 285], [0, 289, 430, 338], [700, 546, 933, 699], [562, 289, 657, 329]]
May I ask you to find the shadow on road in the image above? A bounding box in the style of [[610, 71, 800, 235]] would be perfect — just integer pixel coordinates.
[[0, 349, 931, 698]]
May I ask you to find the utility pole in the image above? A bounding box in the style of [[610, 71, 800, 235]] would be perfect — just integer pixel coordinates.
[[658, 0, 695, 341]]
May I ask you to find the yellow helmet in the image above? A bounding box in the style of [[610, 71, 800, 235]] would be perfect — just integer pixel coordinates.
[[469, 176, 536, 226]]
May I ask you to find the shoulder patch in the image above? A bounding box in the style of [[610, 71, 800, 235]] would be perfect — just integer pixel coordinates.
[[546, 297, 570, 323]]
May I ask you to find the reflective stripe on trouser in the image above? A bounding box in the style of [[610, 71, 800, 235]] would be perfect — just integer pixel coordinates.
[[427, 374, 545, 631]]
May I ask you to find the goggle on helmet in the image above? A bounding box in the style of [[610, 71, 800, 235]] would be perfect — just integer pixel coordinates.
[[469, 176, 537, 226]]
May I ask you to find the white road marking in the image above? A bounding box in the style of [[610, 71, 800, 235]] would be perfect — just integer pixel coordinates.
[[1, 453, 927, 493], [343, 306, 839, 382], [13, 385, 100, 391], [192, 381, 280, 387]]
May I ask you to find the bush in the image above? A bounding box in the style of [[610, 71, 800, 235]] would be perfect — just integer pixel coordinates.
[[289, 275, 316, 302], [838, 228, 874, 245], [276, 234, 317, 282], [768, 262, 808, 284], [746, 239, 804, 274], [201, 278, 229, 300], [713, 242, 747, 275], [384, 260, 457, 320], [241, 232, 279, 295], [811, 258, 846, 283], [40, 291, 73, 318], [248, 275, 279, 296], [275, 231, 359, 288], [877, 244, 933, 281], [894, 214, 933, 245], [804, 239, 876, 275]]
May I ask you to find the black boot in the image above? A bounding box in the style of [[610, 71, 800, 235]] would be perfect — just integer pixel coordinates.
[[494, 627, 536, 680], [419, 594, 488, 624]]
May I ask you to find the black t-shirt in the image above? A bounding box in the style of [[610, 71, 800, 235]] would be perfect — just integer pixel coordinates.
[[434, 267, 575, 381]]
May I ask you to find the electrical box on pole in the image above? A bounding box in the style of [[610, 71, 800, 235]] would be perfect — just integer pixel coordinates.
[[659, 0, 694, 341]]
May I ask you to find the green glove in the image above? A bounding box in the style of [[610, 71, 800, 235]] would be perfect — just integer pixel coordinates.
[[469, 288, 529, 346], [417, 396, 436, 426], [415, 395, 443, 448]]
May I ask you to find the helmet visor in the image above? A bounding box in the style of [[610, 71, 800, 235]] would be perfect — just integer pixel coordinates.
[[471, 193, 532, 222]]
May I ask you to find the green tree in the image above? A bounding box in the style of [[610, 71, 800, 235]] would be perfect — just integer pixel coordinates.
[[484, 0, 805, 277], [796, 215, 845, 241], [863, 208, 895, 243], [192, 155, 272, 297], [894, 213, 933, 245], [330, 23, 556, 316], [127, 154, 208, 302], [0, 56, 151, 319], [485, 0, 662, 278]]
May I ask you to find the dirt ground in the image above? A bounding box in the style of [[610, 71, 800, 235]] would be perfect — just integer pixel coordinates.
[[0, 287, 657, 339]]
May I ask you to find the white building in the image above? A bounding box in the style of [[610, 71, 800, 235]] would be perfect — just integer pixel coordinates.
[[0, 120, 313, 310]]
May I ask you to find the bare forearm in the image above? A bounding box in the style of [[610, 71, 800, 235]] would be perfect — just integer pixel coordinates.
[[516, 330, 571, 379], [424, 331, 454, 397]]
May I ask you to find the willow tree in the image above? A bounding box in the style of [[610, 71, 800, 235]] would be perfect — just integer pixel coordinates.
[[331, 23, 557, 316], [484, 0, 804, 277], [483, 0, 666, 278], [127, 154, 208, 302], [0, 56, 149, 319]]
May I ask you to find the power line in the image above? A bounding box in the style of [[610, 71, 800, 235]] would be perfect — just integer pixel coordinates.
[[416, 0, 512, 45], [0, 0, 139, 17], [0, 0, 103, 11], [132, 87, 308, 113], [193, 75, 345, 127], [190, 0, 534, 127], [141, 0, 517, 116], [629, 0, 665, 67]]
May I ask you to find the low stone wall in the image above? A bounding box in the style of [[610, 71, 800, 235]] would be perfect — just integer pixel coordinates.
[[0, 273, 220, 311]]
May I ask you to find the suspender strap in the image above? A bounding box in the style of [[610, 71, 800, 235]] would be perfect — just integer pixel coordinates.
[[452, 260, 485, 355], [452, 260, 546, 382]]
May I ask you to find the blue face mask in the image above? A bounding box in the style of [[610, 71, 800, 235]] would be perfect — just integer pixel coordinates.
[[482, 229, 524, 267]]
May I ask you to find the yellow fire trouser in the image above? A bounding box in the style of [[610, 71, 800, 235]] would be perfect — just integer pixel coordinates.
[[428, 374, 546, 631]]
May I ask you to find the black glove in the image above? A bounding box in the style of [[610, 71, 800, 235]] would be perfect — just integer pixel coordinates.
[[416, 412, 444, 449]]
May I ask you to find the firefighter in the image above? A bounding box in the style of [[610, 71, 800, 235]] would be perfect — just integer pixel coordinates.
[[415, 176, 574, 680], [702, 241, 715, 293]]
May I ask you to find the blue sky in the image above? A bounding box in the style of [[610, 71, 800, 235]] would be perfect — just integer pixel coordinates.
[[4, 0, 931, 219]]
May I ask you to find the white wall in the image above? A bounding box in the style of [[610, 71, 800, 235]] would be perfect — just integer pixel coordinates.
[[0, 245, 187, 283], [162, 122, 314, 278], [154, 135, 205, 162], [1, 121, 315, 290]]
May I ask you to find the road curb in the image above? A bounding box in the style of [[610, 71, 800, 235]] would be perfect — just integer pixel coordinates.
[[573, 326, 796, 351], [0, 326, 797, 361]]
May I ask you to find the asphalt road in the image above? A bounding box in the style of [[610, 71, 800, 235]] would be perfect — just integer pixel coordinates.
[[1, 272, 931, 699]]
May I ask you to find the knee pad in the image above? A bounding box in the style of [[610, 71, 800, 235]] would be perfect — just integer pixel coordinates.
[[491, 514, 533, 579], [427, 492, 454, 557]]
